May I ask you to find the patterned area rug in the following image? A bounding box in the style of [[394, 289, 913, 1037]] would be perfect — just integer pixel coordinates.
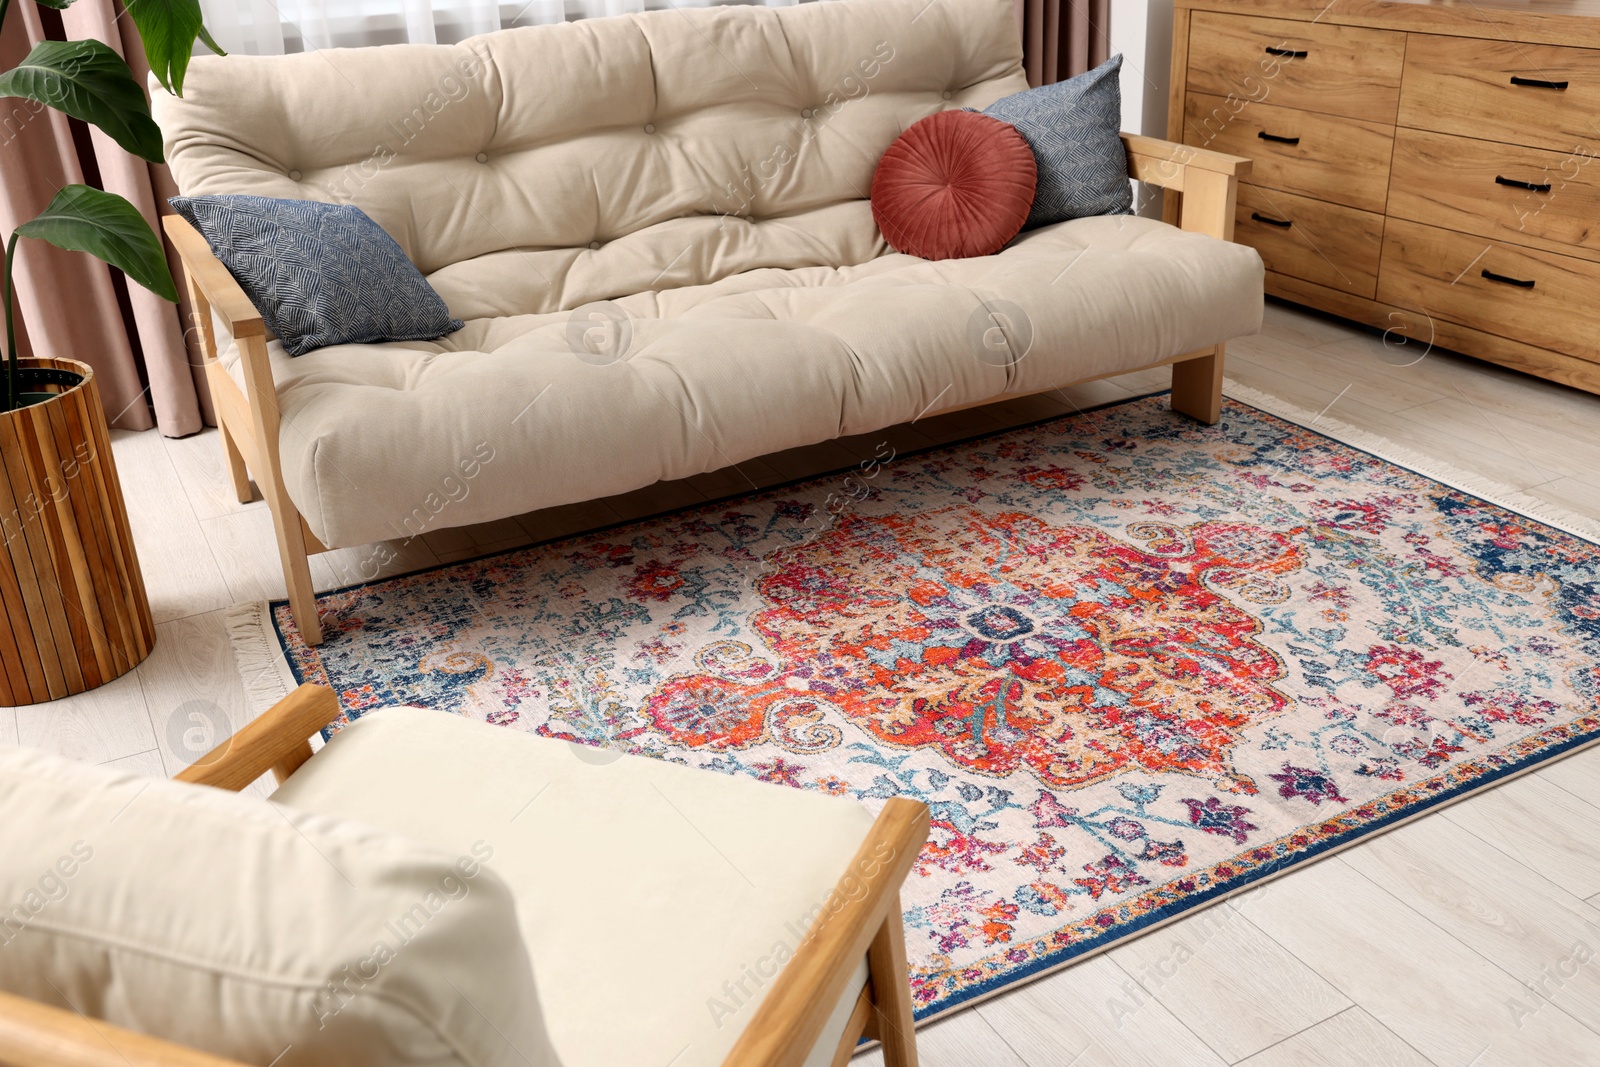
[[237, 386, 1600, 1022]]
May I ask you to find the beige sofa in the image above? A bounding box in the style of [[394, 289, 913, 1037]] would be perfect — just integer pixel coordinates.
[[154, 0, 1262, 644], [0, 684, 930, 1067]]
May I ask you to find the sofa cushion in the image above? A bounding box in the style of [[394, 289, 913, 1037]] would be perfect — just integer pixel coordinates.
[[152, 0, 1032, 298], [270, 707, 879, 1067], [170, 194, 463, 356], [0, 746, 560, 1067], [215, 213, 1265, 548], [984, 54, 1133, 227], [871, 109, 1037, 260]]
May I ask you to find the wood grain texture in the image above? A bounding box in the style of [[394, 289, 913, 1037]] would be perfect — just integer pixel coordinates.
[[1179, 0, 1600, 50], [1399, 33, 1600, 155], [1236, 1007, 1434, 1067], [1238, 858, 1600, 1067], [1106, 902, 1350, 1062], [1377, 217, 1600, 364], [1265, 270, 1600, 395], [1540, 745, 1600, 811], [1187, 11, 1406, 122], [0, 989, 252, 1067], [0, 360, 155, 705], [13, 667, 155, 767], [1184, 92, 1395, 212], [1444, 772, 1600, 901], [1341, 816, 1600, 1033], [161, 215, 263, 338], [725, 797, 929, 1067], [137, 609, 274, 797], [852, 1012, 1030, 1067], [1388, 127, 1600, 264], [1174, 0, 1600, 396], [867, 901, 918, 1067], [974, 952, 1230, 1067], [174, 682, 340, 790], [1236, 184, 1385, 297]]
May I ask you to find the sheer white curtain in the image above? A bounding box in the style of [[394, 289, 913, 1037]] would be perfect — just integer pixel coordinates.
[[201, 0, 801, 53]]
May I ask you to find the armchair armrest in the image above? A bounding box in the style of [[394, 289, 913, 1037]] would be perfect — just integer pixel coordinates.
[[161, 214, 264, 339], [1120, 132, 1250, 242], [0, 990, 252, 1067], [175, 684, 342, 791], [724, 797, 931, 1067]]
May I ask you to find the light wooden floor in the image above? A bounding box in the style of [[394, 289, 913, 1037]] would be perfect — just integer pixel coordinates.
[[11, 299, 1600, 1066]]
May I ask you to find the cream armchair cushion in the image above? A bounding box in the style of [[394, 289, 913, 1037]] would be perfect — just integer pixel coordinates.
[[270, 706, 881, 1067], [0, 745, 560, 1067]]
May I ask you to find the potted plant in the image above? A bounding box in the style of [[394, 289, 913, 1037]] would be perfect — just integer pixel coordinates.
[[0, 0, 217, 704]]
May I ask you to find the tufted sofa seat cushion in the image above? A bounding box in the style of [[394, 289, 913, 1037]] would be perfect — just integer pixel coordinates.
[[216, 214, 1263, 547]]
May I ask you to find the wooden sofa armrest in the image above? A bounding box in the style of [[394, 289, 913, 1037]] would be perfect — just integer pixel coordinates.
[[161, 214, 265, 340], [724, 797, 931, 1067], [175, 683, 342, 791], [0, 990, 253, 1067], [1120, 132, 1251, 242]]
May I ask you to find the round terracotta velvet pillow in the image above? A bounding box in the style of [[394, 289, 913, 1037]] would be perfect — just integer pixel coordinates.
[[871, 110, 1038, 260]]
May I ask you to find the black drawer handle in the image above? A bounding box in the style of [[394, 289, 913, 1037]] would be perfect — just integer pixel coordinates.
[[1264, 46, 1308, 58], [1495, 175, 1553, 192], [1258, 131, 1301, 145], [1482, 268, 1536, 289], [1509, 76, 1569, 90], [1250, 212, 1293, 228]]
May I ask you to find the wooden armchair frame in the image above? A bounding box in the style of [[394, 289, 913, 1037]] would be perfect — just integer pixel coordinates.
[[0, 684, 933, 1067], [163, 133, 1248, 647]]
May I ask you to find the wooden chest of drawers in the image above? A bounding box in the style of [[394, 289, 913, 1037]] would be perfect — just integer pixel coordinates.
[[1168, 0, 1600, 396]]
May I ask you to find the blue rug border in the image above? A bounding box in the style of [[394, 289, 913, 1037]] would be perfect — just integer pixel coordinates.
[[263, 386, 1600, 1023], [912, 720, 1600, 1022]]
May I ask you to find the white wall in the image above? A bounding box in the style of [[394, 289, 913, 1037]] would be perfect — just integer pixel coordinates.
[[1111, 0, 1174, 215], [1111, 0, 1174, 137]]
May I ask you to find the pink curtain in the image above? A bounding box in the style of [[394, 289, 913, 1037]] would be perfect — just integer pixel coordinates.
[[1015, 0, 1111, 87], [0, 0, 208, 435]]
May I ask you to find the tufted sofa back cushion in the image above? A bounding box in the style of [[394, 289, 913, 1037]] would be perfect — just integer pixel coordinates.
[[153, 0, 1029, 316]]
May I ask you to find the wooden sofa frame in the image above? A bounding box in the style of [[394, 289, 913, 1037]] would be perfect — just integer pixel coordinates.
[[163, 133, 1249, 647], [0, 683, 933, 1067]]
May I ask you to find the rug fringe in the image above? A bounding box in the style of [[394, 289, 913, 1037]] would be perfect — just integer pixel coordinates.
[[225, 600, 301, 722], [1223, 378, 1600, 545]]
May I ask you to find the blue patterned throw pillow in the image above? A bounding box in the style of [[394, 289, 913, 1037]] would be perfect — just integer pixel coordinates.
[[168, 195, 462, 357], [983, 55, 1133, 228]]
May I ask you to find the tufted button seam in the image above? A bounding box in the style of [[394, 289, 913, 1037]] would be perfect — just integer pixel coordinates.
[[941, 90, 952, 100], [474, 152, 489, 163], [287, 169, 302, 181], [644, 122, 656, 134]]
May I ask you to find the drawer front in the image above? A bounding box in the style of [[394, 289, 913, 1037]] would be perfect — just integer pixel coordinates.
[[1236, 185, 1384, 298], [1183, 93, 1395, 212], [1186, 12, 1406, 122], [1389, 129, 1600, 261], [1400, 34, 1600, 153], [1377, 218, 1600, 363]]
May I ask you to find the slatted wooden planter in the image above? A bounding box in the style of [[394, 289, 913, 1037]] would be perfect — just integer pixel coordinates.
[[0, 358, 154, 705]]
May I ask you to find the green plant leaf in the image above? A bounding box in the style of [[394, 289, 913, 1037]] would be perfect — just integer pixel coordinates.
[[15, 185, 178, 303], [196, 23, 227, 58], [124, 0, 217, 96], [0, 40, 164, 162], [32, 0, 77, 9]]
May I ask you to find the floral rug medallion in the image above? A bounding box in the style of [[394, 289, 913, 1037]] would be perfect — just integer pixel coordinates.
[[263, 393, 1600, 1020]]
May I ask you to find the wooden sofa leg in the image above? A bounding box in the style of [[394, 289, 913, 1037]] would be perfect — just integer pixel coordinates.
[[1171, 345, 1225, 425], [867, 899, 918, 1067], [265, 493, 323, 646], [219, 421, 256, 504]]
